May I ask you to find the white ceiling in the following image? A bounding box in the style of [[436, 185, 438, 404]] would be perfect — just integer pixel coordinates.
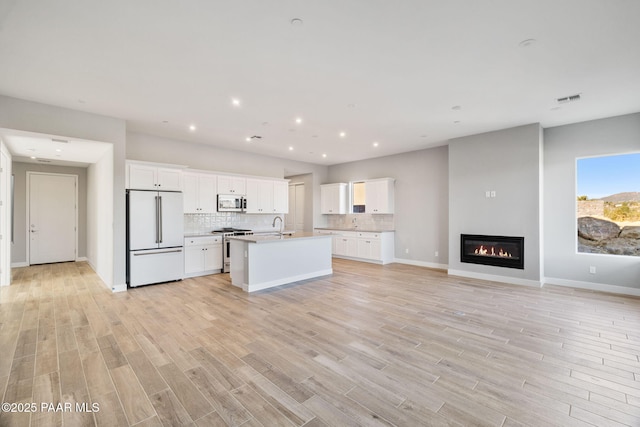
[[1, 0, 639, 166], [0, 129, 113, 167]]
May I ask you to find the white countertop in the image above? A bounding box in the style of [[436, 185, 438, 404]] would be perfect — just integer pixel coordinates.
[[227, 232, 329, 244]]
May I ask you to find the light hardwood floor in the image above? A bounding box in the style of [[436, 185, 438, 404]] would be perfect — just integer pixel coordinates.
[[1, 260, 640, 426]]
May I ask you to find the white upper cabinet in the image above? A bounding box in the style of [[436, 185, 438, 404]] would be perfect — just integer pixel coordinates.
[[364, 178, 395, 214], [320, 183, 347, 214], [217, 175, 246, 195], [183, 172, 217, 213], [127, 162, 183, 191], [273, 181, 289, 214], [245, 178, 289, 214]]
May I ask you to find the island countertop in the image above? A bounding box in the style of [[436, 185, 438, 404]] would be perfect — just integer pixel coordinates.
[[226, 231, 326, 244]]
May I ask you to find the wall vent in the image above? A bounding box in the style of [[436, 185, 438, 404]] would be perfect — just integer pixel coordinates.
[[556, 93, 581, 104], [52, 138, 68, 143]]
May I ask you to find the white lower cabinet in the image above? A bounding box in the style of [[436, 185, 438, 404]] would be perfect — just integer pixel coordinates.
[[315, 229, 394, 264], [184, 236, 223, 278]]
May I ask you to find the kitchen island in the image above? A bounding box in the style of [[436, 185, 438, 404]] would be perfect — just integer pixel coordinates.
[[228, 232, 332, 292]]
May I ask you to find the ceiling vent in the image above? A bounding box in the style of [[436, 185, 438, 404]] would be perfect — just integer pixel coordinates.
[[249, 135, 262, 140], [556, 94, 581, 104], [52, 138, 68, 143]]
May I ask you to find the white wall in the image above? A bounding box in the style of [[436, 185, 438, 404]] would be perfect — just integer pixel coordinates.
[[544, 113, 640, 293], [0, 141, 11, 286], [448, 124, 543, 285], [87, 146, 114, 289], [328, 146, 449, 267], [0, 95, 126, 289]]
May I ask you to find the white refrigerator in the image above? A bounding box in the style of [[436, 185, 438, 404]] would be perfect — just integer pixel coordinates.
[[127, 190, 184, 287]]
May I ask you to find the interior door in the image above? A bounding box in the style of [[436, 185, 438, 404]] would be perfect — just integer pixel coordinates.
[[29, 173, 77, 264]]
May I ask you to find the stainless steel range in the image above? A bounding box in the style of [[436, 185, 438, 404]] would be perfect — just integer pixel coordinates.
[[214, 228, 253, 273]]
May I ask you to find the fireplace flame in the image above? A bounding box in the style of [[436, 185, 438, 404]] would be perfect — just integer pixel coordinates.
[[474, 245, 512, 258]]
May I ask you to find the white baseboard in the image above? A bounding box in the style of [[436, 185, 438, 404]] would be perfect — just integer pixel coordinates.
[[111, 283, 127, 293], [393, 258, 448, 270], [11, 262, 28, 268], [544, 277, 640, 297], [76, 257, 88, 262], [448, 269, 542, 288]]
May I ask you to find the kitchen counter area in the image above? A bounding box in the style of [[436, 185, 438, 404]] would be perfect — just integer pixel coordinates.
[[228, 233, 332, 292]]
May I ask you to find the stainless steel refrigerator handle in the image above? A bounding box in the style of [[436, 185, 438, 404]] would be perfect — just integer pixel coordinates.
[[158, 196, 163, 243], [155, 195, 160, 243], [133, 249, 182, 256]]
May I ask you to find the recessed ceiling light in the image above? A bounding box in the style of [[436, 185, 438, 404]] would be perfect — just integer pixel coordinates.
[[231, 98, 241, 107], [322, 154, 327, 158], [518, 38, 537, 47], [55, 149, 62, 152], [30, 156, 36, 159], [290, 18, 303, 26], [245, 137, 251, 142], [339, 132, 346, 138], [289, 146, 294, 151], [189, 125, 196, 131], [295, 117, 303, 124], [373, 142, 379, 147]]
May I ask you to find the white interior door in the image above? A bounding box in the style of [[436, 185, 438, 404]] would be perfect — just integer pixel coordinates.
[[29, 173, 77, 264]]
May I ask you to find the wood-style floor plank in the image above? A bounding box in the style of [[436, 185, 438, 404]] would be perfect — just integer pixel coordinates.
[[1, 260, 640, 426]]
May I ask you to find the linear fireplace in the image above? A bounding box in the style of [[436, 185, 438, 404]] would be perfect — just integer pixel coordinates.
[[461, 234, 524, 269]]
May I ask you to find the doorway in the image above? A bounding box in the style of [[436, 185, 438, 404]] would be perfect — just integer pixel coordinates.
[[27, 172, 78, 264]]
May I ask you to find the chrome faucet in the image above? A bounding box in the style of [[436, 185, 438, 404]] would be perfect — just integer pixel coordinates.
[[272, 216, 284, 234]]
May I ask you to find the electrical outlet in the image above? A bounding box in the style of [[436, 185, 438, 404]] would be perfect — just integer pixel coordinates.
[[435, 251, 439, 257], [405, 248, 409, 254], [589, 266, 596, 274], [485, 190, 491, 198], [490, 190, 496, 198]]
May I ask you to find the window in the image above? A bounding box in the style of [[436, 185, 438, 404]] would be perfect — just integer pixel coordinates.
[[352, 181, 365, 213], [576, 152, 640, 257]]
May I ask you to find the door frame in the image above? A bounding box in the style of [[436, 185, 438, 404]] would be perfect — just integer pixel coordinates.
[[26, 171, 79, 265]]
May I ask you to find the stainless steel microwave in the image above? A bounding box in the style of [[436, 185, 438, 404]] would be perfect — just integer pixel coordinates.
[[217, 194, 246, 212]]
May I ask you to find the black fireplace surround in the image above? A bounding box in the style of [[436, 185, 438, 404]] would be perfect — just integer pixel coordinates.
[[460, 234, 524, 269]]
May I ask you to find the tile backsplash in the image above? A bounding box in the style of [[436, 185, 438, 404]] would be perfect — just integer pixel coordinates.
[[325, 214, 394, 230], [184, 213, 284, 234]]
